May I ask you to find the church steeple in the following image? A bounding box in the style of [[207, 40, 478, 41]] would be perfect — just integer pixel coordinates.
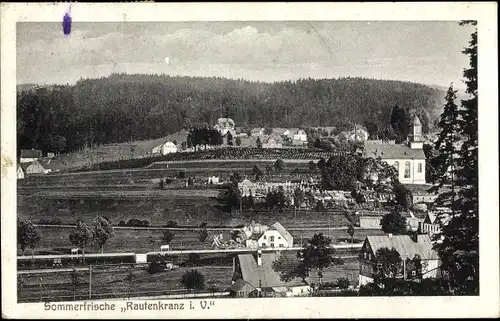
[[411, 115, 422, 142], [409, 115, 423, 149]]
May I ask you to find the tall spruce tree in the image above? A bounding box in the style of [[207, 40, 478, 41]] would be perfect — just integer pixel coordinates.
[[428, 84, 461, 212], [433, 21, 478, 294]]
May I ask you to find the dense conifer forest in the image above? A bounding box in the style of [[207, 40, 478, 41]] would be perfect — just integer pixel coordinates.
[[17, 74, 445, 155]]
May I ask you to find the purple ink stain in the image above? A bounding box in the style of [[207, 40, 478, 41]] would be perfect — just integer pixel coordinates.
[[62, 11, 72, 36]]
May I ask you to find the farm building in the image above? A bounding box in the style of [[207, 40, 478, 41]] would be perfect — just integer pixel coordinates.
[[20, 149, 42, 163], [272, 128, 291, 137], [238, 179, 258, 197], [421, 212, 451, 236], [262, 135, 283, 149], [358, 234, 439, 287], [152, 141, 178, 155], [363, 116, 426, 185], [405, 183, 442, 204], [214, 117, 236, 136], [17, 164, 25, 179], [25, 159, 51, 175], [257, 222, 293, 249], [292, 129, 307, 142], [207, 176, 221, 184], [230, 251, 311, 298], [338, 125, 369, 143], [250, 128, 264, 137]]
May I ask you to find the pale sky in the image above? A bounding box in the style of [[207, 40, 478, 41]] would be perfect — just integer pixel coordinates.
[[17, 21, 474, 88]]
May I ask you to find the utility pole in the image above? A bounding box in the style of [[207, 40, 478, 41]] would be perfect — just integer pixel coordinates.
[[89, 265, 92, 299], [403, 256, 406, 281]]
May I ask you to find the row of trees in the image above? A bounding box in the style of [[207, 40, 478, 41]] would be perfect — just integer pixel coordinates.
[[17, 75, 442, 155], [427, 21, 479, 294], [17, 216, 114, 264]]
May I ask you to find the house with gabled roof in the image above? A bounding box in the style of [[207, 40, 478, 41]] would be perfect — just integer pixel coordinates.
[[214, 118, 236, 136], [250, 127, 264, 137], [421, 211, 451, 236], [25, 159, 51, 175], [257, 222, 294, 249], [152, 140, 178, 155], [358, 234, 439, 287], [229, 251, 311, 298], [262, 135, 283, 149]]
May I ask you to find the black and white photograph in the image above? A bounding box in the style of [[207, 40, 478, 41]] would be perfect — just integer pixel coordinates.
[[1, 2, 498, 319]]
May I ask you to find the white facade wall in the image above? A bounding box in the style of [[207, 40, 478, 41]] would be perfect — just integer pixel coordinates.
[[358, 274, 374, 287], [422, 259, 439, 279], [161, 143, 177, 155], [383, 158, 426, 185], [20, 157, 38, 163], [422, 223, 441, 235], [258, 230, 289, 248]]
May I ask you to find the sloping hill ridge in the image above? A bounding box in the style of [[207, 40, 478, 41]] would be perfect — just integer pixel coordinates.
[[17, 74, 446, 154]]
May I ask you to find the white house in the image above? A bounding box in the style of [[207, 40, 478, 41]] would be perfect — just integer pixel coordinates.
[[293, 129, 307, 142], [152, 141, 178, 155], [251, 128, 264, 137], [238, 179, 258, 197], [257, 222, 294, 249], [214, 117, 236, 136], [363, 116, 426, 185], [17, 164, 25, 179], [358, 234, 440, 287], [25, 159, 51, 175], [262, 135, 283, 149], [421, 211, 451, 236], [207, 176, 221, 184]]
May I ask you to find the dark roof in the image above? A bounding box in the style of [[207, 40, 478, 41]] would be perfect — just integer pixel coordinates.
[[271, 222, 293, 245], [20, 162, 31, 171], [237, 253, 305, 288], [38, 158, 66, 171], [363, 142, 425, 159], [366, 234, 438, 260], [20, 149, 42, 158], [229, 279, 255, 292]]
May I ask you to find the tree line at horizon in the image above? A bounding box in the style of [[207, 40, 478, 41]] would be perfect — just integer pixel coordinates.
[[17, 75, 443, 157]]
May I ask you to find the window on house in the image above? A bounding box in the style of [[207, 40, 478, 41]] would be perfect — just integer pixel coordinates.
[[404, 161, 411, 178], [364, 253, 367, 259], [262, 243, 266, 247], [412, 271, 416, 276], [278, 236, 281, 239], [263, 235, 266, 239], [279, 244, 284, 248], [368, 253, 371, 260], [270, 236, 275, 242], [418, 163, 423, 173], [393, 161, 399, 172]]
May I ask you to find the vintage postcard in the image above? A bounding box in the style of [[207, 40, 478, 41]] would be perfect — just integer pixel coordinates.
[[1, 2, 498, 319]]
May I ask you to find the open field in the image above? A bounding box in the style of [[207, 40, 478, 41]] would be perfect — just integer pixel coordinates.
[[18, 257, 360, 302], [77, 147, 349, 172], [18, 264, 233, 303], [19, 191, 373, 228]]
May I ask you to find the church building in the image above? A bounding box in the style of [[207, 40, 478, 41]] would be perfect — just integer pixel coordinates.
[[363, 115, 426, 185]]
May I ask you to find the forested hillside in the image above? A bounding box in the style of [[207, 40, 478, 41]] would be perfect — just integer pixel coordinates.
[[17, 74, 445, 155]]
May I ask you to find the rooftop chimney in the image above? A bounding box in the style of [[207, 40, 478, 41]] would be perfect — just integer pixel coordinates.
[[257, 249, 262, 266]]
